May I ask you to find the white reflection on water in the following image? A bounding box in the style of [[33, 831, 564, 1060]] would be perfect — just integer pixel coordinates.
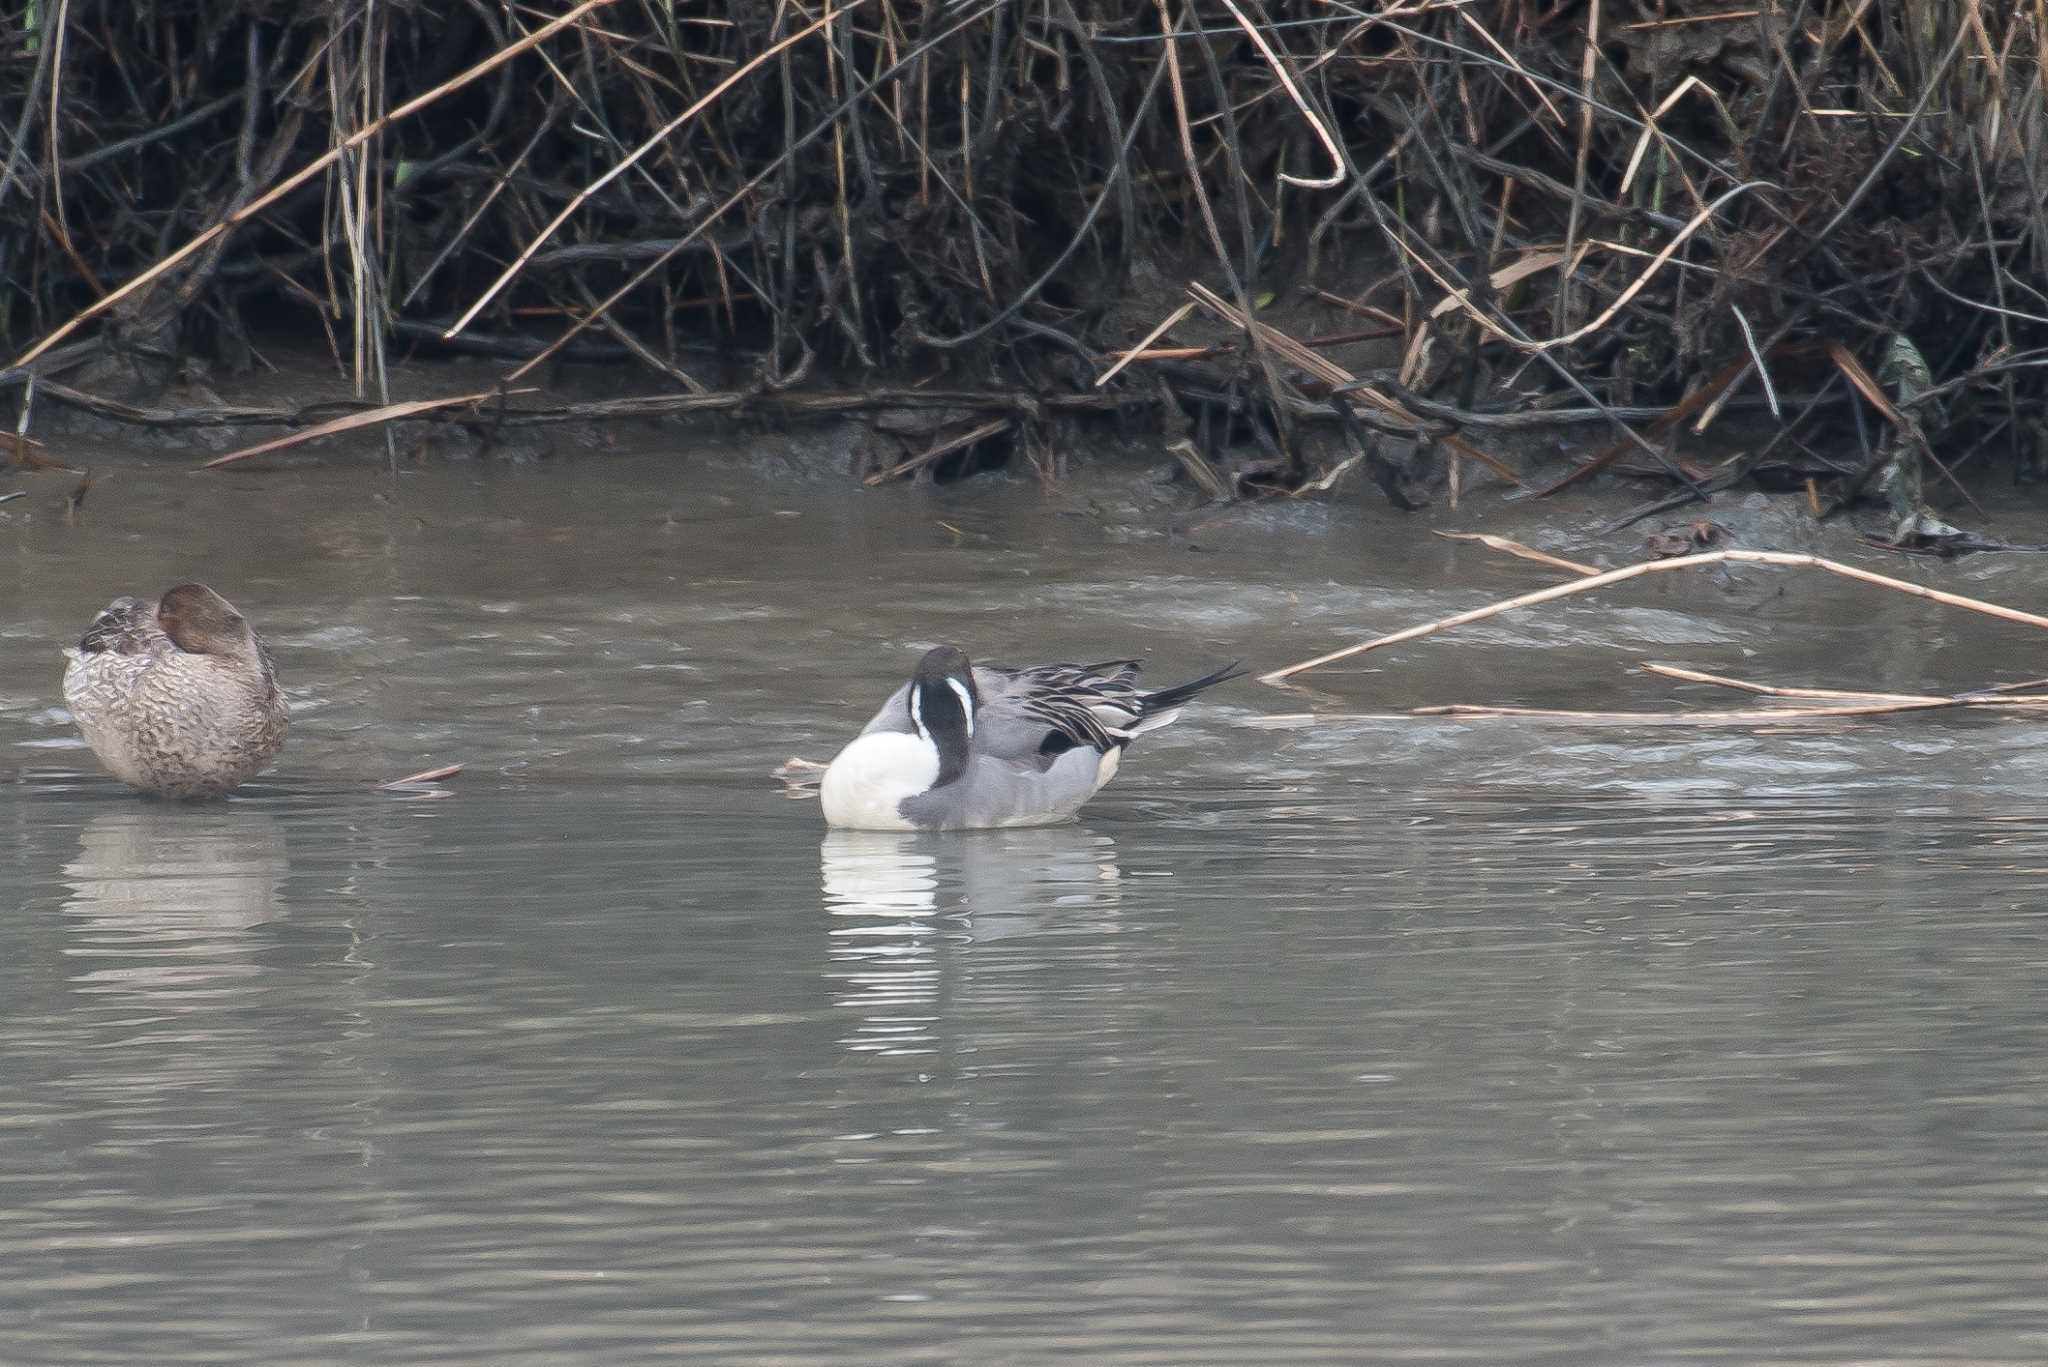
[[820, 827, 1122, 1055], [61, 806, 288, 1002]]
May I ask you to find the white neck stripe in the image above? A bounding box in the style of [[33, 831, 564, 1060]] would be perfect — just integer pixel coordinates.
[[946, 677, 975, 738]]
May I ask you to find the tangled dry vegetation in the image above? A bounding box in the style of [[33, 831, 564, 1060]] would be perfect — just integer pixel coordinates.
[[0, 0, 2042, 527]]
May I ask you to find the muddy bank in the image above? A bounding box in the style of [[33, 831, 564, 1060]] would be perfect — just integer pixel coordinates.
[[14, 335, 2040, 576]]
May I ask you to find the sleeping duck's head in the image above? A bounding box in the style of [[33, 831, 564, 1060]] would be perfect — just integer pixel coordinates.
[[157, 584, 259, 660], [909, 645, 978, 783]]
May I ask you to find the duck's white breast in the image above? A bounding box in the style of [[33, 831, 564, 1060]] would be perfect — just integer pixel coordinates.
[[820, 732, 940, 831]]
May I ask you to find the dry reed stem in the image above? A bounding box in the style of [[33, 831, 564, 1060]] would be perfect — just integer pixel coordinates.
[[1185, 281, 1422, 430], [1217, 0, 1344, 189], [862, 417, 1011, 485], [1157, 0, 1235, 303], [1556, 0, 1600, 333], [1639, 662, 1947, 704], [1259, 549, 2048, 684], [1169, 439, 1233, 499], [1642, 662, 2048, 708], [1432, 531, 1598, 576], [1426, 250, 1569, 322], [1095, 302, 1197, 388], [378, 763, 466, 789], [203, 390, 514, 468], [1538, 181, 1776, 351], [1411, 700, 1963, 724]]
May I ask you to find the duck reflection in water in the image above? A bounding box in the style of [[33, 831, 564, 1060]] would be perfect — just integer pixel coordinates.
[[62, 805, 288, 1002], [819, 826, 1122, 1056]]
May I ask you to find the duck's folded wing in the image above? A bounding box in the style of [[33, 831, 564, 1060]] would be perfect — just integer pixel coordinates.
[[78, 598, 165, 656], [898, 746, 1105, 828], [978, 662, 1146, 755]]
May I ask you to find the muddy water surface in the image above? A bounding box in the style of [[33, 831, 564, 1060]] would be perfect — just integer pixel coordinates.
[[4, 449, 2048, 1363]]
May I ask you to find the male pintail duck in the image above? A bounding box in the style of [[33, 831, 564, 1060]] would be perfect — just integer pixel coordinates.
[[61, 584, 288, 799], [820, 645, 1240, 830]]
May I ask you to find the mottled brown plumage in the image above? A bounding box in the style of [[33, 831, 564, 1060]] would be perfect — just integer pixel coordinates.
[[61, 584, 288, 799]]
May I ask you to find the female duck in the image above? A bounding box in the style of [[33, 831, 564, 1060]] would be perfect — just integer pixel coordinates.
[[62, 584, 288, 799], [821, 645, 1238, 830]]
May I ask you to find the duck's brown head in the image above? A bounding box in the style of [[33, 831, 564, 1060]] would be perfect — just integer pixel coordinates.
[[157, 584, 258, 659]]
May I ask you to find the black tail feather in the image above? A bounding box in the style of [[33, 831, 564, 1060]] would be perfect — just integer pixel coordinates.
[[1138, 660, 1246, 714]]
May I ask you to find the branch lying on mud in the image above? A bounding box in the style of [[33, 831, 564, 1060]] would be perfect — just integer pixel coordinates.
[[35, 381, 1131, 438]]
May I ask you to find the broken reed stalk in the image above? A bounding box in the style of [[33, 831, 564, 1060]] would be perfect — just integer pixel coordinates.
[[378, 762, 465, 789], [1411, 684, 2048, 723], [862, 417, 1011, 486], [1259, 549, 2048, 685], [1411, 700, 1964, 724], [202, 389, 520, 467], [1639, 662, 1947, 705], [1432, 530, 1598, 577], [1639, 663, 2048, 710]]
